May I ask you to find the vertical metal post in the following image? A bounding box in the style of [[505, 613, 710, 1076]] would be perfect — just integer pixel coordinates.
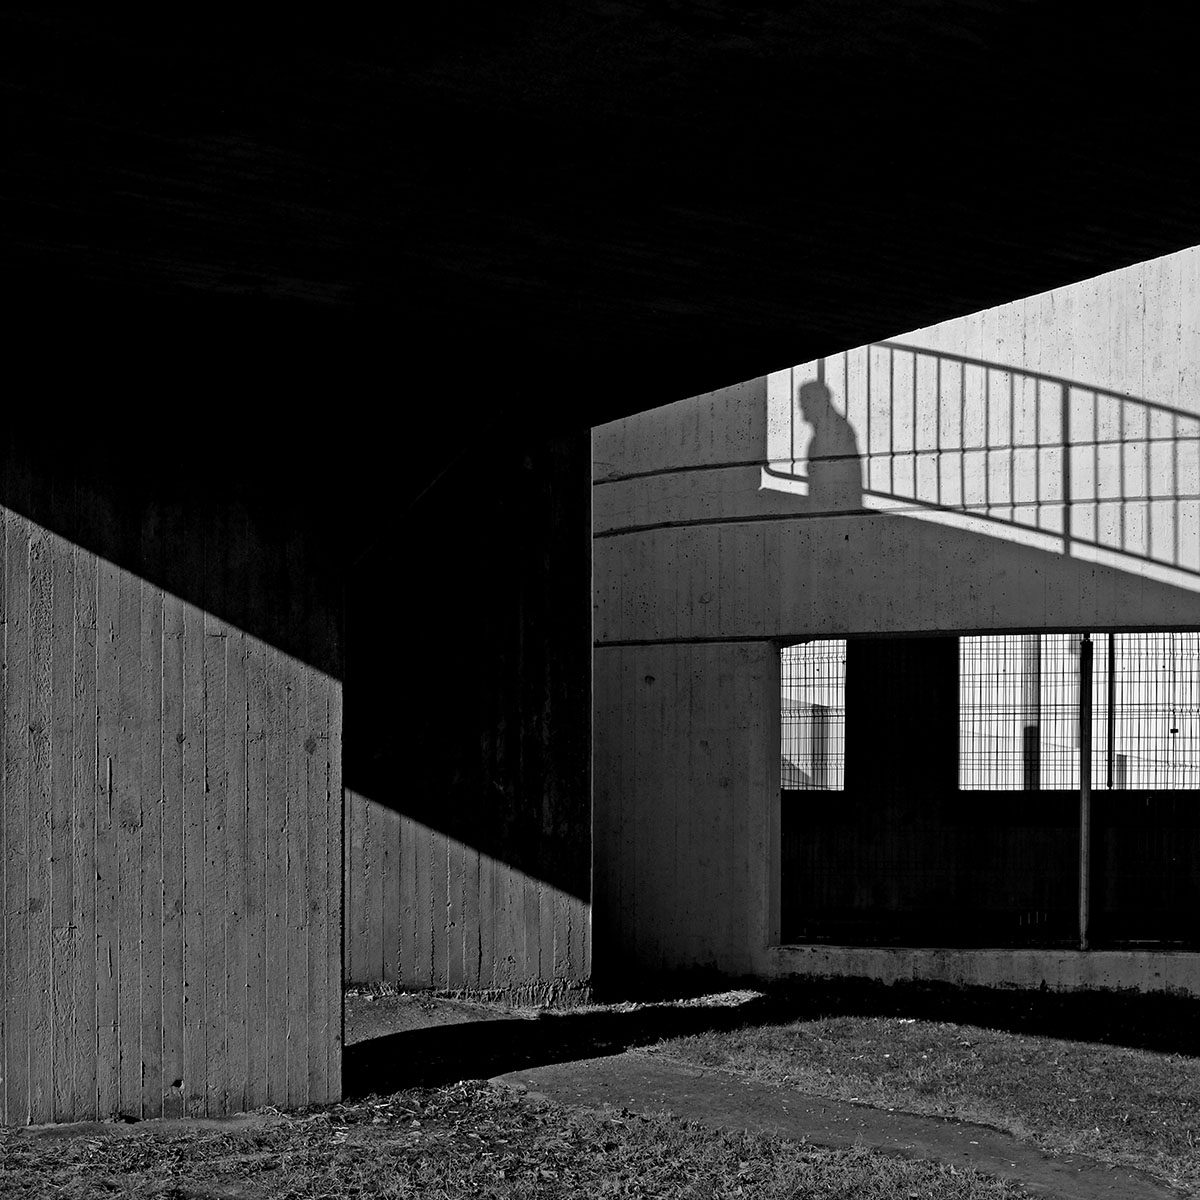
[[1106, 632, 1116, 789], [1021, 635, 1040, 791], [812, 704, 829, 790], [1079, 634, 1093, 950]]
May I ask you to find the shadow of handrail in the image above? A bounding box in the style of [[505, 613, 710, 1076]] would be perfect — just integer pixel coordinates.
[[874, 342, 1195, 420], [766, 342, 1200, 584]]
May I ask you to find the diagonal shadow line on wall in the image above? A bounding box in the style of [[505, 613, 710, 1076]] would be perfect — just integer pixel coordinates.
[[342, 425, 594, 925], [0, 427, 593, 931], [0, 421, 588, 904], [0, 409, 591, 1048], [0, 419, 355, 1120], [0, 430, 347, 681]]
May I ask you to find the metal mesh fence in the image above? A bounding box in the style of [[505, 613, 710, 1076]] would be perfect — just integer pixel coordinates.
[[783, 633, 1200, 791], [960, 632, 1200, 789], [781, 640, 846, 789]]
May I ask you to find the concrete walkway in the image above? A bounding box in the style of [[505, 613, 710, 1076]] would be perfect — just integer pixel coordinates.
[[491, 1050, 1184, 1200]]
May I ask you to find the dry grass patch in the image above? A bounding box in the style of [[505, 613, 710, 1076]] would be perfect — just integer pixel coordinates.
[[0, 1080, 1023, 1199], [652, 1014, 1200, 1193]]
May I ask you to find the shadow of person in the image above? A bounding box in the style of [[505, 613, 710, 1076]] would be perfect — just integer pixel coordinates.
[[798, 380, 863, 512]]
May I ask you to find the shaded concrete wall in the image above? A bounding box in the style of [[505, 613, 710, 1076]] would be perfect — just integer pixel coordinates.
[[593, 641, 778, 984], [344, 429, 591, 1002], [0, 441, 343, 1125], [593, 245, 1200, 994], [771, 946, 1200, 997]]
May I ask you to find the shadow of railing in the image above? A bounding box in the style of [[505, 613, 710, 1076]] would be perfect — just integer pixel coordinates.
[[766, 343, 1200, 587]]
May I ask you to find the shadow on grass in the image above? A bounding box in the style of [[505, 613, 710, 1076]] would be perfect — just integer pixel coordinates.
[[343, 979, 1200, 1099], [758, 978, 1200, 1056], [343, 998, 781, 1097]]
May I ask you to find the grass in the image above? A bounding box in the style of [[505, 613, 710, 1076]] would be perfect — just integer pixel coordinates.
[[651, 1012, 1200, 1193], [0, 1079, 1023, 1200]]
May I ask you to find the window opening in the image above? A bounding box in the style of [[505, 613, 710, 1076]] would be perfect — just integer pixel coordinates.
[[781, 640, 846, 789], [780, 632, 1200, 950], [959, 632, 1200, 790]]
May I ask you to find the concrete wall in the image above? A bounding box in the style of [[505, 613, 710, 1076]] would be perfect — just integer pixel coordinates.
[[898, 247, 1200, 408], [344, 429, 592, 1002], [771, 946, 1200, 997], [593, 641, 778, 984], [593, 244, 1200, 995], [594, 378, 1200, 647], [0, 440, 343, 1125], [763, 247, 1200, 591]]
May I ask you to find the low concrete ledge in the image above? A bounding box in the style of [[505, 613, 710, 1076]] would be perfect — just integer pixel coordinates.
[[768, 945, 1200, 998]]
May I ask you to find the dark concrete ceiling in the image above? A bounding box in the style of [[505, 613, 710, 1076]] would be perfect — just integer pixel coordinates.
[[5, 4, 1199, 507]]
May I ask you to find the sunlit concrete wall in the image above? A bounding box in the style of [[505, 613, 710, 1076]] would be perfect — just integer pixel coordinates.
[[0, 447, 343, 1125], [763, 247, 1200, 591], [593, 244, 1200, 994]]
